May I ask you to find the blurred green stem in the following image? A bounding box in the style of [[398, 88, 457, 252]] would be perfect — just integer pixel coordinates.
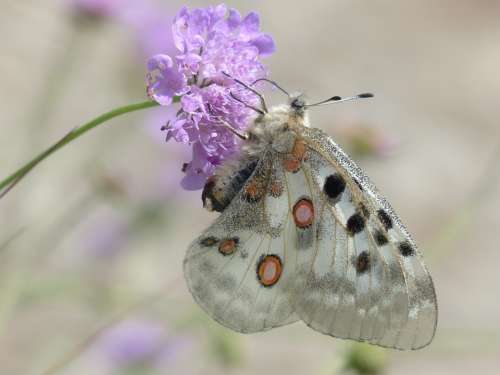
[[0, 99, 175, 198]]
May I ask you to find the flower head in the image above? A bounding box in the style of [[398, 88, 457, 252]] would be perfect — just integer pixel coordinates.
[[93, 318, 190, 369], [146, 4, 275, 189], [98, 319, 164, 366]]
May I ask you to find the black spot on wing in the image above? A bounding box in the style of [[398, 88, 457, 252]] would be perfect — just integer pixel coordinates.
[[323, 174, 345, 199], [377, 209, 393, 230], [374, 230, 388, 246], [355, 251, 370, 274], [346, 213, 365, 235], [398, 241, 415, 257]]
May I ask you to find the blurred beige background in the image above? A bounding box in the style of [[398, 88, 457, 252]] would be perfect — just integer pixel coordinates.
[[1, 0, 500, 374]]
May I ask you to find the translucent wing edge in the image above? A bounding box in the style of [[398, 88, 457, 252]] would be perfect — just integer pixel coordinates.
[[301, 126, 438, 349]]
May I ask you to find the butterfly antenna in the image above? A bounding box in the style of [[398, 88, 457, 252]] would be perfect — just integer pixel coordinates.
[[229, 92, 265, 115], [251, 78, 290, 97], [305, 93, 374, 108], [222, 72, 268, 113]]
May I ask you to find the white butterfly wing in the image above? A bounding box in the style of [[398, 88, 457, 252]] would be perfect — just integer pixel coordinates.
[[291, 126, 438, 350], [183, 157, 300, 333], [184, 125, 437, 349]]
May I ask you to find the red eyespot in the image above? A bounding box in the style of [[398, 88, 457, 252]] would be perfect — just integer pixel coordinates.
[[218, 238, 238, 255], [257, 255, 282, 287], [293, 198, 314, 228], [269, 180, 283, 197], [243, 179, 263, 202]]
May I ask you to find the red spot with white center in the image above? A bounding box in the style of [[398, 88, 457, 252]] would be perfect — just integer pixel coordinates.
[[293, 198, 314, 228], [257, 255, 282, 287], [218, 238, 238, 256]]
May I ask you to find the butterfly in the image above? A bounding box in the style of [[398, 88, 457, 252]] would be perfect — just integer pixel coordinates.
[[183, 81, 437, 350]]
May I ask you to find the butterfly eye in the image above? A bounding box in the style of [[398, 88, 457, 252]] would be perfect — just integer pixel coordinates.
[[290, 97, 306, 111]]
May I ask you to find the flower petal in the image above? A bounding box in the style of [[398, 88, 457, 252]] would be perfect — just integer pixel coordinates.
[[227, 8, 242, 29], [241, 11, 260, 34], [180, 173, 208, 190], [251, 34, 276, 56], [147, 54, 187, 105]]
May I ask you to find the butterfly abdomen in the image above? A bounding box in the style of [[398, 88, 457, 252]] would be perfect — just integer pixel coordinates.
[[202, 158, 259, 212]]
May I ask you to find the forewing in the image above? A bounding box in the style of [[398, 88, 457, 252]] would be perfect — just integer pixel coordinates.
[[293, 126, 437, 350], [183, 156, 299, 333]]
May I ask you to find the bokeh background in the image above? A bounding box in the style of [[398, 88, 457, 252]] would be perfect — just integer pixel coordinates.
[[2, 0, 500, 374]]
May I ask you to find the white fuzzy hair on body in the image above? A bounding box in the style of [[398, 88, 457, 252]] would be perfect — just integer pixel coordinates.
[[202, 100, 309, 212]]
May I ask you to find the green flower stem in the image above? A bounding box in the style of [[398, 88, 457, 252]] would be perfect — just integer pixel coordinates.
[[0, 99, 176, 197]]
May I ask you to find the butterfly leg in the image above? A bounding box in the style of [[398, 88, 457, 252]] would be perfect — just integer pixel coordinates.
[[218, 119, 249, 140]]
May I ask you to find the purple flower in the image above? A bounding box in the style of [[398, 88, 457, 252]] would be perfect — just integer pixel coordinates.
[[146, 4, 275, 190], [99, 319, 163, 366]]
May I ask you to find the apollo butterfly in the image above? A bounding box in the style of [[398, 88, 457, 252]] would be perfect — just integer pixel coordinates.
[[183, 81, 437, 350]]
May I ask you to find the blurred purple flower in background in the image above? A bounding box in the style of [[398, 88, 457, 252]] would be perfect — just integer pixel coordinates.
[[147, 4, 275, 190], [70, 0, 176, 58], [119, 2, 176, 58], [70, 0, 123, 19], [94, 318, 189, 369]]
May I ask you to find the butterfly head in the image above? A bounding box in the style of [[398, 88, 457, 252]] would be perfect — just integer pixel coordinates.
[[289, 94, 307, 116], [258, 93, 310, 131]]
